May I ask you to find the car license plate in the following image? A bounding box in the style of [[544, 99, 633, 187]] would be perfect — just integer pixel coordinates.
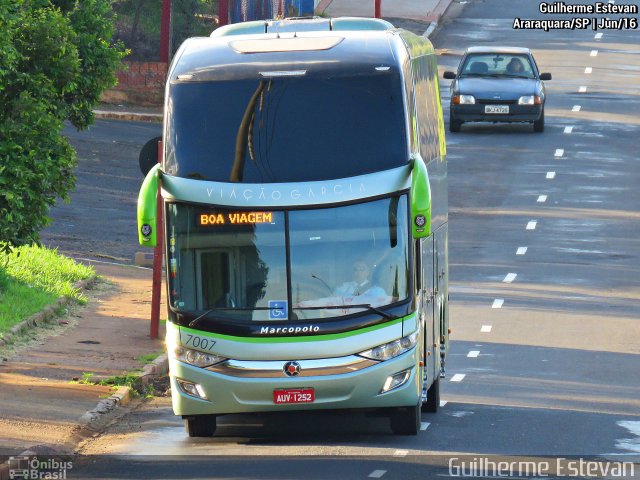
[[485, 105, 509, 114], [273, 388, 315, 404]]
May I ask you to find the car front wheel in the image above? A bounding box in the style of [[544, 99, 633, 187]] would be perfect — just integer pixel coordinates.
[[533, 109, 545, 132], [449, 117, 462, 133]]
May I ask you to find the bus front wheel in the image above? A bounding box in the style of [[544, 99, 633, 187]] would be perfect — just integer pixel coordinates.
[[184, 414, 217, 437], [390, 403, 421, 435]]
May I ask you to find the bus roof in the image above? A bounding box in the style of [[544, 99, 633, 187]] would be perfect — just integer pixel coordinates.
[[169, 18, 433, 82]]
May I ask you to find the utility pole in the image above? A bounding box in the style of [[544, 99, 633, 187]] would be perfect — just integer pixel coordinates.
[[220, 0, 229, 26], [160, 0, 171, 63]]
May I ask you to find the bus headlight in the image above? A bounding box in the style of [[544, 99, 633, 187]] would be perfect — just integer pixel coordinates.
[[173, 346, 226, 368], [358, 332, 418, 361]]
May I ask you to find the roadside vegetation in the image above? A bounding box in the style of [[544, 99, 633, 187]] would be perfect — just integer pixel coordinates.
[[0, 245, 94, 333], [0, 1, 126, 256], [76, 371, 156, 398]]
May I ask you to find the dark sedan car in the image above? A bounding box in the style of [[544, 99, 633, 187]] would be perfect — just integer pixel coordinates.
[[443, 46, 552, 132]]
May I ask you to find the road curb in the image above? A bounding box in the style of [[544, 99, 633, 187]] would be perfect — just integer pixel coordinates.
[[0, 276, 97, 347], [93, 110, 163, 124], [424, 21, 438, 38], [315, 0, 333, 14], [63, 353, 169, 453], [424, 0, 455, 37]]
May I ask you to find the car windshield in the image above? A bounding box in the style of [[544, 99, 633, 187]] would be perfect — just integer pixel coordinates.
[[166, 196, 410, 322], [164, 74, 408, 182], [459, 53, 535, 79]]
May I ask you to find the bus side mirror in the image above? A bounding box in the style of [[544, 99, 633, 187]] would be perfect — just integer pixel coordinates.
[[139, 136, 162, 176], [410, 157, 431, 239], [137, 164, 161, 247]]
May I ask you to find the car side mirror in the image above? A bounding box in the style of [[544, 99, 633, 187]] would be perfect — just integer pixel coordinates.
[[539, 73, 552, 81], [443, 71, 456, 80]]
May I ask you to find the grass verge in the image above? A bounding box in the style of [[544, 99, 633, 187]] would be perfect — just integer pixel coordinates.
[[0, 245, 95, 334], [77, 372, 155, 398]]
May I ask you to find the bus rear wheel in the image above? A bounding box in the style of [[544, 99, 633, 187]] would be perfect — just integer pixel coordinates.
[[390, 403, 421, 435], [184, 414, 217, 437]]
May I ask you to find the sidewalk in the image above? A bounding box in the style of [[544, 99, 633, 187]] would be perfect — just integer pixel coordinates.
[[318, 0, 453, 23], [0, 261, 166, 461]]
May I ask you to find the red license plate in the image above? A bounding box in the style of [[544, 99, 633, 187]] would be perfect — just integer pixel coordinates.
[[273, 388, 315, 404]]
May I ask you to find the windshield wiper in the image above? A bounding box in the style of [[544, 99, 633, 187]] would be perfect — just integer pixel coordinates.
[[188, 307, 273, 328], [491, 73, 532, 78], [294, 304, 396, 320]]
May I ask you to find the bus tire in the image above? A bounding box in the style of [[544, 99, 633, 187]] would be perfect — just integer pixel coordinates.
[[421, 377, 440, 413], [184, 414, 217, 437], [533, 109, 545, 132], [390, 403, 420, 435]]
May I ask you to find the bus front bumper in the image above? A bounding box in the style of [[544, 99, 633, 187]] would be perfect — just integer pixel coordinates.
[[169, 351, 421, 416]]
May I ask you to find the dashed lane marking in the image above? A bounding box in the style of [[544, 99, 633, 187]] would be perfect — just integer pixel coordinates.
[[481, 325, 493, 332], [572, 105, 582, 112], [492, 298, 504, 308], [554, 149, 564, 157], [564, 126, 574, 133], [537, 195, 548, 203], [440, 400, 448, 407], [368, 470, 387, 478], [467, 350, 480, 358], [503, 273, 517, 283], [526, 220, 538, 230], [546, 171, 556, 179], [450, 374, 466, 382], [394, 450, 408, 457], [517, 247, 528, 255], [579, 86, 587, 93], [584, 67, 593, 74], [595, 32, 603, 39], [590, 50, 598, 57], [421, 422, 431, 431]]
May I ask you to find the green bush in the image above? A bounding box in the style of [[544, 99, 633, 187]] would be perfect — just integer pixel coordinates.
[[0, 0, 127, 254]]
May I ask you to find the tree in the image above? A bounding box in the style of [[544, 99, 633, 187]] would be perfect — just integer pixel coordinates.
[[0, 0, 127, 254]]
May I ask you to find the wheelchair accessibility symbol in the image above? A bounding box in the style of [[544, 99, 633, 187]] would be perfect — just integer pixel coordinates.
[[269, 300, 287, 320]]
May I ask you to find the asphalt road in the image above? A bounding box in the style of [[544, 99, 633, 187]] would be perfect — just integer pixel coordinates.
[[41, 0, 640, 478], [41, 120, 161, 263]]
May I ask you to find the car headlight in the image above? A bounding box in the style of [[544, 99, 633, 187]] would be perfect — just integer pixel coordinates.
[[453, 94, 475, 105], [172, 346, 226, 368], [358, 332, 419, 361], [518, 95, 542, 105]]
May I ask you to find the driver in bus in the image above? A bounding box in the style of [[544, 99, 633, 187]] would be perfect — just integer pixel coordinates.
[[296, 260, 389, 311], [333, 261, 385, 298]]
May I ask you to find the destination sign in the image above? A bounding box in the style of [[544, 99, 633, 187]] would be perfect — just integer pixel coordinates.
[[198, 211, 274, 226]]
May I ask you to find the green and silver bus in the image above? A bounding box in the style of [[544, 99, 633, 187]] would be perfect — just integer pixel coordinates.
[[137, 17, 449, 436]]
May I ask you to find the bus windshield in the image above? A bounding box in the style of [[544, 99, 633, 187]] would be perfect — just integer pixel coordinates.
[[164, 74, 408, 182], [167, 195, 410, 322]]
